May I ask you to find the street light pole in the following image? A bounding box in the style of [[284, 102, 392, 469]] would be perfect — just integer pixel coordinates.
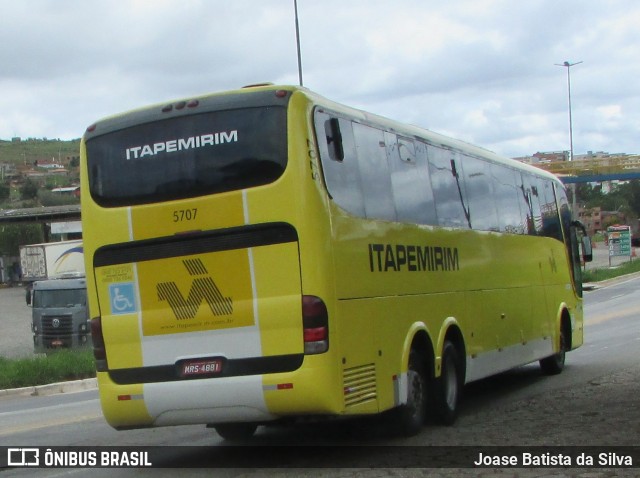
[[555, 60, 582, 215], [294, 0, 304, 86], [555, 61, 583, 161]]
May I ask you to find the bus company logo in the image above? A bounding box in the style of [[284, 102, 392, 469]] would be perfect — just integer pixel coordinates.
[[125, 130, 238, 160], [7, 448, 39, 466], [157, 258, 233, 320]]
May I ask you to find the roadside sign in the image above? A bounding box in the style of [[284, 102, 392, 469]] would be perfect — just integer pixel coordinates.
[[607, 225, 632, 265]]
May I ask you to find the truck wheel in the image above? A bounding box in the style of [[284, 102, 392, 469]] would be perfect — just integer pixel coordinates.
[[433, 340, 463, 425]]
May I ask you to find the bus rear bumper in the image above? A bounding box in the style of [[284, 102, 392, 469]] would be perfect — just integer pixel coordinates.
[[147, 375, 277, 426], [97, 372, 277, 429], [97, 359, 343, 429]]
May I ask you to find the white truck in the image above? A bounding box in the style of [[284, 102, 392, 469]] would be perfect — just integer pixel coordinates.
[[20, 240, 90, 353]]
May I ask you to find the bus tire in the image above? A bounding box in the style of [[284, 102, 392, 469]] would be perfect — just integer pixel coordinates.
[[539, 323, 566, 375], [393, 349, 428, 436], [213, 423, 258, 441], [433, 340, 463, 426]]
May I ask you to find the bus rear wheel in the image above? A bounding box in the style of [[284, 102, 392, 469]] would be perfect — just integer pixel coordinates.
[[393, 350, 428, 436], [213, 423, 258, 441], [540, 323, 566, 375], [433, 340, 463, 425]]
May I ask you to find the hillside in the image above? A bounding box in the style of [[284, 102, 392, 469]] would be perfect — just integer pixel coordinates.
[[0, 138, 82, 210], [0, 137, 80, 166]]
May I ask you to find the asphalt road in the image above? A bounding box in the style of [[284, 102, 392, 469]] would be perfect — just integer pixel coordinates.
[[0, 286, 33, 359]]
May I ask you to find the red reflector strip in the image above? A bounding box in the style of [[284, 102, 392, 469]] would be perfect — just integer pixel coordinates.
[[303, 326, 327, 342], [117, 394, 143, 401], [263, 383, 294, 391]]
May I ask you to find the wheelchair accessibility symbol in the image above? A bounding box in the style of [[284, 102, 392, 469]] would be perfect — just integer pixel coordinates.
[[109, 283, 137, 315]]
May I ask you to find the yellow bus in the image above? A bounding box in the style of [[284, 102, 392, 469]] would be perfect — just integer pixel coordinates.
[[81, 84, 592, 439]]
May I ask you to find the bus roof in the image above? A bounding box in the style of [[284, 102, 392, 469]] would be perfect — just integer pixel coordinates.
[[83, 83, 560, 185], [297, 86, 560, 184]]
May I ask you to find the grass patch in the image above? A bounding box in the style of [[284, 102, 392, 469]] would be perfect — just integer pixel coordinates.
[[583, 258, 640, 283], [0, 349, 95, 390]]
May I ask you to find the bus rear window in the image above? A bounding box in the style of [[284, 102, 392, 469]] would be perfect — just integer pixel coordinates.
[[86, 107, 287, 207]]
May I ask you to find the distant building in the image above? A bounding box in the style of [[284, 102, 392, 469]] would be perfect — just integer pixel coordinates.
[[533, 151, 570, 162], [574, 151, 628, 160], [0, 163, 18, 179], [51, 186, 80, 198], [578, 207, 603, 236], [513, 151, 569, 165], [36, 161, 65, 169], [578, 206, 635, 237]]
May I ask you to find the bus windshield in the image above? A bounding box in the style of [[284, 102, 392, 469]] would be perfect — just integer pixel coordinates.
[[86, 106, 288, 207]]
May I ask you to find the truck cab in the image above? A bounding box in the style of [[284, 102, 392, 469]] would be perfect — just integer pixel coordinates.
[[30, 277, 91, 353]]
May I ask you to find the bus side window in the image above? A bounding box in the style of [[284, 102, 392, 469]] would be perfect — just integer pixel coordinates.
[[387, 135, 437, 225], [492, 164, 525, 234], [313, 111, 365, 217], [523, 174, 543, 235], [555, 185, 573, 237], [462, 155, 498, 232], [324, 118, 344, 161], [428, 146, 470, 229], [353, 123, 397, 221], [515, 171, 531, 235], [538, 178, 563, 241]]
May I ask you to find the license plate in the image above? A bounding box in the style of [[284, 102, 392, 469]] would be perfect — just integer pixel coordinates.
[[180, 359, 223, 377], [51, 340, 63, 347]]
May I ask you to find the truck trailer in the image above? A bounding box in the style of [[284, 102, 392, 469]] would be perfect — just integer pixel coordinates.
[[20, 240, 84, 280]]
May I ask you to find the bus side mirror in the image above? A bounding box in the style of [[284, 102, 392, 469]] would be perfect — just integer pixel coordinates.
[[571, 220, 593, 263], [582, 236, 593, 263]]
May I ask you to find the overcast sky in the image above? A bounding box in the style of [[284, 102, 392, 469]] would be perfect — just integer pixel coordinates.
[[1, 0, 638, 158]]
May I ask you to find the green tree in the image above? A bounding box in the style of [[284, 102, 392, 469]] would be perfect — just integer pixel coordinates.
[[38, 190, 79, 206], [0, 182, 9, 201], [576, 183, 604, 208], [0, 224, 44, 256], [19, 179, 40, 200], [622, 180, 640, 217]]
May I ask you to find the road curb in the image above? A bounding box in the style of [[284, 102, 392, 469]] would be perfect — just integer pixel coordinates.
[[584, 270, 640, 290], [0, 377, 97, 398]]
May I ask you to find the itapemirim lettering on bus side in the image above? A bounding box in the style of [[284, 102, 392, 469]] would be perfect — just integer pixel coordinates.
[[368, 243, 460, 272]]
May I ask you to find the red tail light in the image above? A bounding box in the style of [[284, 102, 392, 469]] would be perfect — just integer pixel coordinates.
[[302, 295, 328, 354], [90, 317, 108, 371]]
